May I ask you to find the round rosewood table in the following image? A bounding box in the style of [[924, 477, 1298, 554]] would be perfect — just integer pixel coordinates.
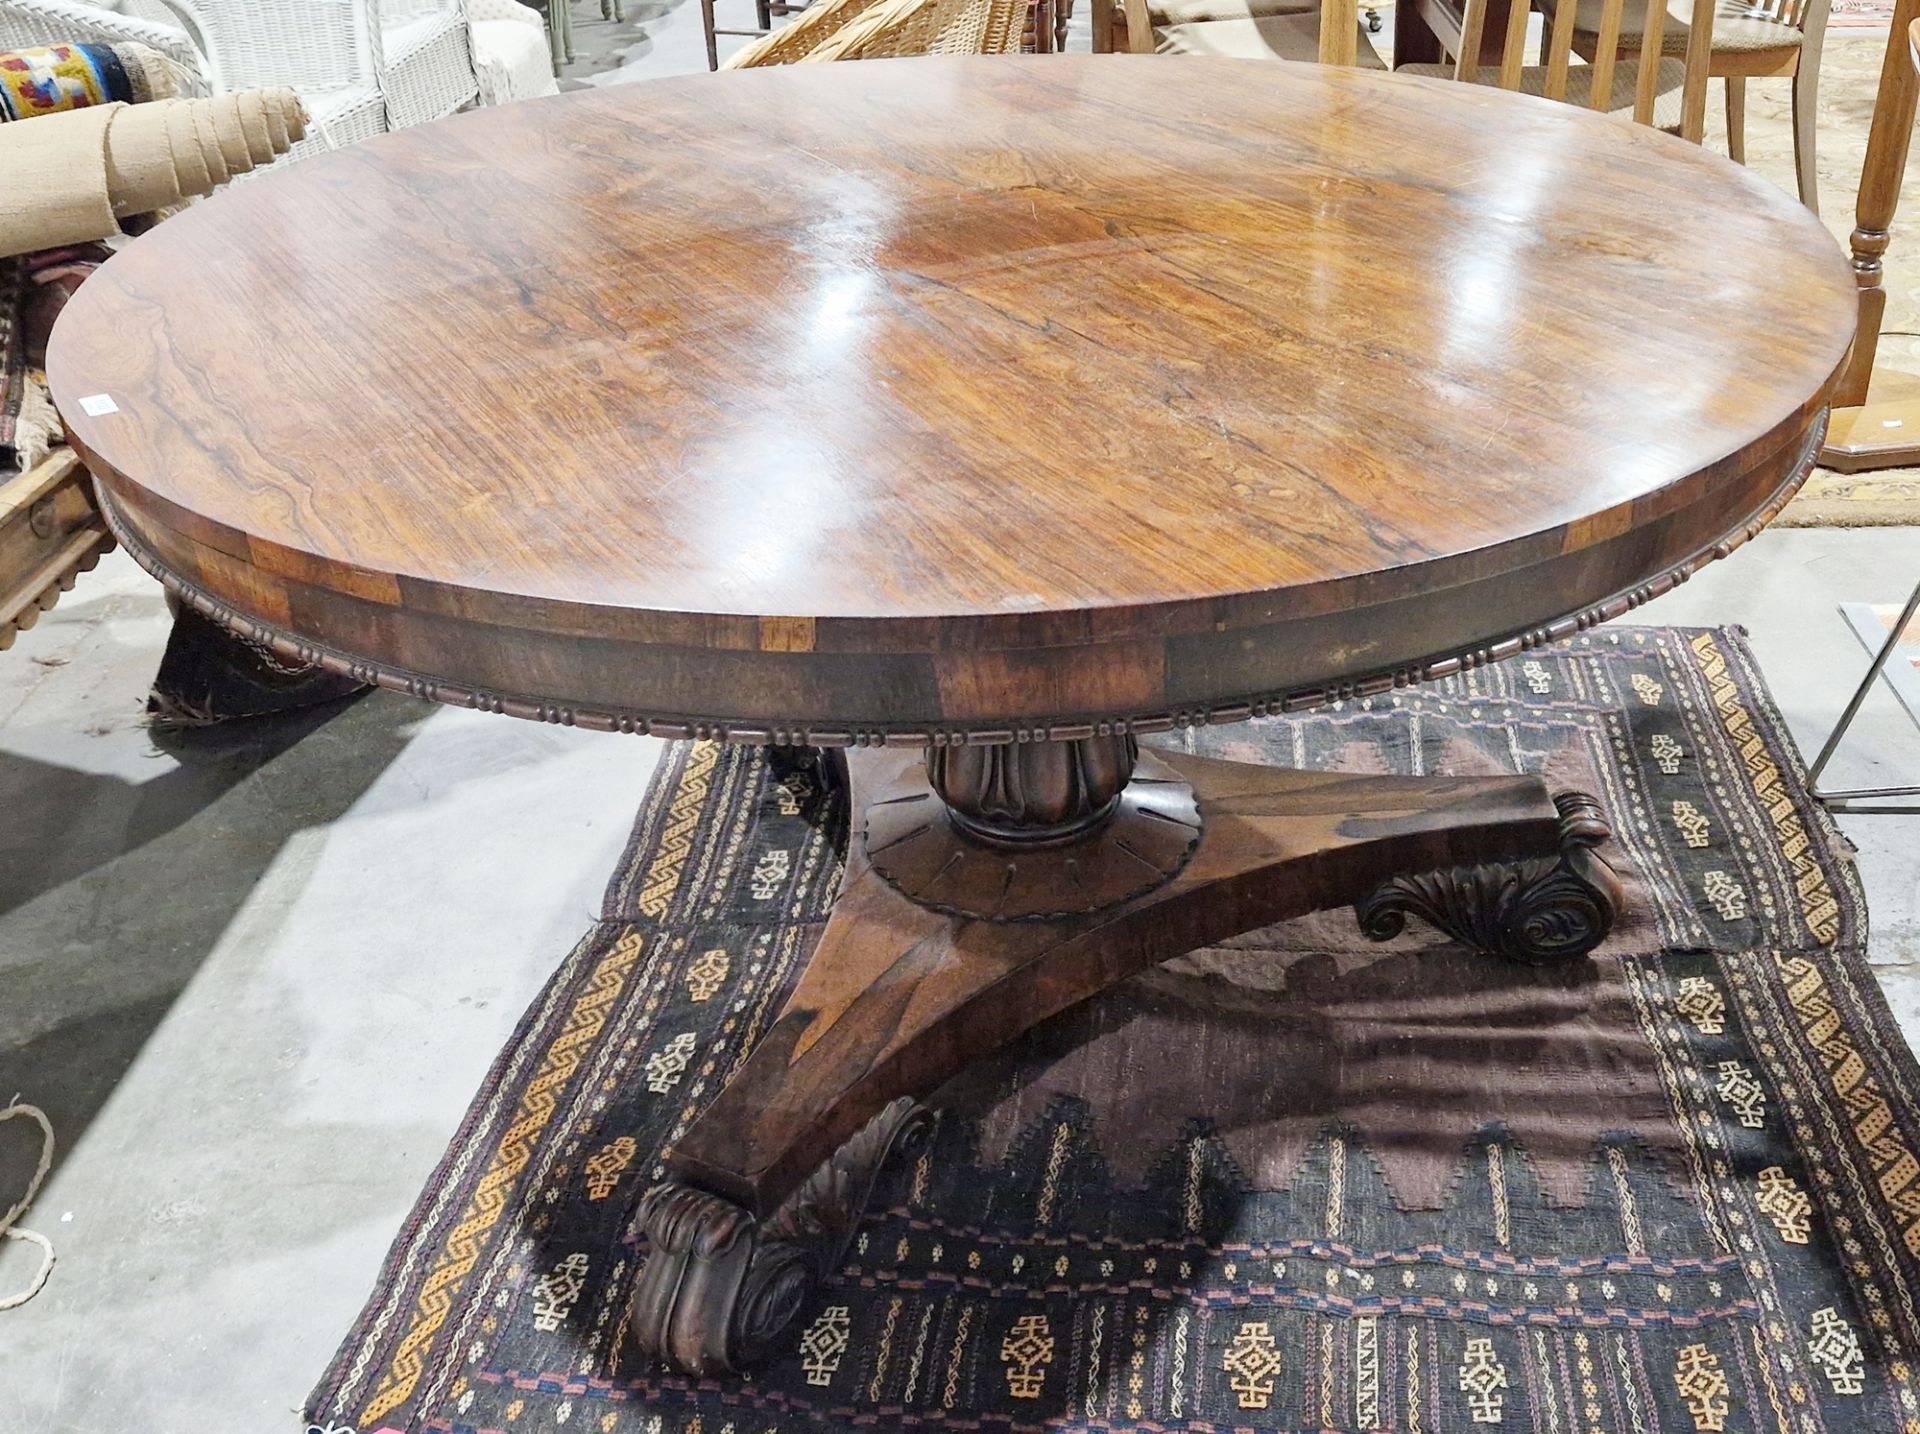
[[48, 55, 1854, 1377]]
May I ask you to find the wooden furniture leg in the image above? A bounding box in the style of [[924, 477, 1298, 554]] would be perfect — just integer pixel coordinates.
[[1792, 4, 1827, 215], [1394, 0, 1447, 63], [1394, 0, 1527, 66], [628, 743, 1622, 1375], [1822, 0, 1920, 469], [1726, 76, 1746, 165], [1, 451, 113, 653]]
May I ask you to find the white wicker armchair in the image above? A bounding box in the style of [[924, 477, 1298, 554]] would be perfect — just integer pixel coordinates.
[[465, 0, 559, 102], [0, 0, 479, 153]]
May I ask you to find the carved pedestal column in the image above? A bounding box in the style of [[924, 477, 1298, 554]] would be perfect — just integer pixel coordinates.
[[868, 736, 1202, 920]]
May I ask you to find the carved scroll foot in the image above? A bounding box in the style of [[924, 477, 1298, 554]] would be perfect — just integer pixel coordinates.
[[628, 1096, 930, 1375], [1355, 791, 1623, 965]]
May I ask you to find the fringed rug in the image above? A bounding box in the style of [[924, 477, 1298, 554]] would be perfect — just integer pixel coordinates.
[[310, 625, 1920, 1434], [1779, 471, 1920, 529]]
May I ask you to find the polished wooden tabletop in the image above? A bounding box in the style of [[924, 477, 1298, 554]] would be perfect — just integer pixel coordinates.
[[51, 56, 1854, 744]]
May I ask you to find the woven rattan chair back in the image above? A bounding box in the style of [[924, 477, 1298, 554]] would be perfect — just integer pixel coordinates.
[[804, 0, 1024, 57], [722, 0, 883, 65], [726, 0, 1019, 62]]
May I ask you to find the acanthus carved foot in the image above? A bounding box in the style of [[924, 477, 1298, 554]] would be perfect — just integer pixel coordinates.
[[1355, 791, 1624, 965], [627, 1097, 931, 1375]]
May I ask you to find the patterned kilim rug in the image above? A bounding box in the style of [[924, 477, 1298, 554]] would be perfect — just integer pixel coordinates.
[[309, 625, 1920, 1434]]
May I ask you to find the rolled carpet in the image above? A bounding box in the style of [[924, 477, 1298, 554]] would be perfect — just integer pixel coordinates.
[[0, 89, 307, 259]]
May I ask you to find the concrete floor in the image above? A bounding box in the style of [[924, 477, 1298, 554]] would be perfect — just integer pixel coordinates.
[[1, 7, 1918, 1429]]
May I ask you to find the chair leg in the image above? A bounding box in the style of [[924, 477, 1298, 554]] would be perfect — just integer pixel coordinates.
[[702, 0, 721, 66], [1725, 76, 1746, 165], [1792, 57, 1820, 215], [1029, 0, 1053, 50]]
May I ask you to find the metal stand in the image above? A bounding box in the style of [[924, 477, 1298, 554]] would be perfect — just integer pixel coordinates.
[[1805, 578, 1920, 814]]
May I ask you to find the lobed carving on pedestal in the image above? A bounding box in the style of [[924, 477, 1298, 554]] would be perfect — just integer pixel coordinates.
[[1355, 792, 1624, 965], [866, 747, 1202, 921], [927, 733, 1138, 845], [629, 1097, 931, 1375]]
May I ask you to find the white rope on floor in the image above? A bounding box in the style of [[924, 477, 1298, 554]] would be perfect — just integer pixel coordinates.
[[0, 1099, 55, 1310]]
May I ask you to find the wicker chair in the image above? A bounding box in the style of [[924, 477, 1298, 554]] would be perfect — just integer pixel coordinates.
[[818, 0, 1025, 56], [722, 0, 880, 64], [724, 0, 1022, 62], [465, 0, 561, 101], [0, 0, 478, 152]]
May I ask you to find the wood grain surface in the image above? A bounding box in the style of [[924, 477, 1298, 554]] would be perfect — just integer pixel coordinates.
[[49, 56, 1854, 739]]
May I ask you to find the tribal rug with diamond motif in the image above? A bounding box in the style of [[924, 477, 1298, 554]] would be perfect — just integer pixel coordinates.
[[309, 625, 1918, 1434]]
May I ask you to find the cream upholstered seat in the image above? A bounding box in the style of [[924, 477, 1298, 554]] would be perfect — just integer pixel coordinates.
[[1153, 0, 1312, 25], [1156, 10, 1385, 64], [1097, 0, 1313, 53], [1398, 54, 1687, 126], [1573, 0, 1793, 51], [1568, 0, 1826, 212], [466, 0, 562, 103], [1125, 0, 1382, 63]]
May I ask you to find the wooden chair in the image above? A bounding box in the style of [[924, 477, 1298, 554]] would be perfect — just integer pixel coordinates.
[[1131, 0, 1386, 66], [724, 0, 1023, 62], [1821, 7, 1920, 469], [1397, 0, 1716, 139], [1569, 0, 1830, 210], [1795, 21, 1920, 814]]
